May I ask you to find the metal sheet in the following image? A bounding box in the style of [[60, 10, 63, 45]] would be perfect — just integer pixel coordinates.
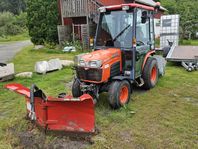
[[166, 46, 198, 62]]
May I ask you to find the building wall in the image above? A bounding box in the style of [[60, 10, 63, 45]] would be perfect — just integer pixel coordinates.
[[99, 0, 125, 5], [64, 18, 72, 25]]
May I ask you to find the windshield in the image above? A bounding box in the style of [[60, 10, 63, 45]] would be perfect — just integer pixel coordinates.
[[96, 10, 133, 49]]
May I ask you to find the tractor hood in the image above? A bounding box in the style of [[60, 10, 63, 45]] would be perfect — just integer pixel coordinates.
[[80, 48, 120, 64]]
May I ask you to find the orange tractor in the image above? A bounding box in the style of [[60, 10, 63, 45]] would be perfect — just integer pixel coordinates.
[[72, 3, 162, 109], [6, 2, 164, 133]]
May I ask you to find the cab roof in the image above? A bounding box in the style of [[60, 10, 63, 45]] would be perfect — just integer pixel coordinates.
[[100, 0, 166, 12], [136, 0, 166, 11]]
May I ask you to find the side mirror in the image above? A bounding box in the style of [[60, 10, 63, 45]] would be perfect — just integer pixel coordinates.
[[141, 11, 148, 24]]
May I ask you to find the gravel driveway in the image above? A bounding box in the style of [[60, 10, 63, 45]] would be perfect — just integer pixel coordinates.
[[0, 40, 32, 63]]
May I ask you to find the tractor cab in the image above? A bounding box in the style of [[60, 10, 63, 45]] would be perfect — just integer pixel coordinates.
[[95, 4, 156, 79]]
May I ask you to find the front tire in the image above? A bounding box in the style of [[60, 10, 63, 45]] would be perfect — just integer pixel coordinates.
[[142, 57, 159, 90], [108, 80, 131, 109], [72, 78, 83, 97]]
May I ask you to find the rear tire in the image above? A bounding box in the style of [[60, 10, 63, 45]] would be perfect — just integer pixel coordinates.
[[72, 78, 83, 97], [108, 80, 131, 109], [142, 57, 159, 90]]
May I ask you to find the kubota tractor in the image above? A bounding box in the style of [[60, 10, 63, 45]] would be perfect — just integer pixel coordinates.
[[5, 2, 165, 133], [72, 3, 163, 109]]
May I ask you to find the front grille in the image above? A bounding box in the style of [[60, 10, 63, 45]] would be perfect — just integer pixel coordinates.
[[110, 62, 120, 77], [76, 67, 102, 82]]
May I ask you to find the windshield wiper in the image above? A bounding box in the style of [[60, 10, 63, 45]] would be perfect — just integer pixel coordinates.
[[113, 25, 130, 42]]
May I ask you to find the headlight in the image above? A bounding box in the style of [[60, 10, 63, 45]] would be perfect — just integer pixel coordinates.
[[79, 60, 86, 67], [89, 60, 102, 68], [74, 53, 86, 66], [99, 7, 106, 13]]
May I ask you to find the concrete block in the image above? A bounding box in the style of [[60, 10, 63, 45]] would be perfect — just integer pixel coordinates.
[[0, 63, 15, 78], [48, 58, 62, 71], [61, 60, 74, 67], [34, 45, 45, 50], [15, 72, 33, 78], [35, 61, 49, 74], [35, 59, 62, 74]]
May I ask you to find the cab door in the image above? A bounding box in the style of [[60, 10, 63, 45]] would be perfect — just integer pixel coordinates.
[[135, 9, 152, 77]]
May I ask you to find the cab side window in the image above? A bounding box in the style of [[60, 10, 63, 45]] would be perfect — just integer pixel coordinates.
[[136, 9, 150, 46]]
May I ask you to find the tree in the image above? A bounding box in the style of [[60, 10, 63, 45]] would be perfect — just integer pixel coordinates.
[[27, 0, 60, 45], [0, 0, 26, 15], [160, 0, 198, 39]]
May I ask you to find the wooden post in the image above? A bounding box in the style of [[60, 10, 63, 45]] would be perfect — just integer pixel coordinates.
[[60, 0, 64, 25], [72, 23, 75, 42], [86, 15, 90, 50]]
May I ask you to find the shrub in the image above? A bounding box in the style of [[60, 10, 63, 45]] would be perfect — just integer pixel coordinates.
[[15, 12, 27, 28], [27, 0, 60, 45], [0, 12, 15, 27], [0, 12, 27, 36]]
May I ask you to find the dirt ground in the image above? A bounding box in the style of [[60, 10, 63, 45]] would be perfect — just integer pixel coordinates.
[[9, 121, 95, 149]]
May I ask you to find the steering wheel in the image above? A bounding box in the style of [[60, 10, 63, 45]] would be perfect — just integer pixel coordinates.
[[105, 39, 114, 46], [136, 41, 145, 46]]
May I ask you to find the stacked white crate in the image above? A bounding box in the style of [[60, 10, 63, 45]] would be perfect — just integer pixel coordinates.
[[160, 15, 180, 48]]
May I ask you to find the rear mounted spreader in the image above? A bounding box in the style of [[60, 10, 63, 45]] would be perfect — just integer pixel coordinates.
[[5, 83, 95, 133]]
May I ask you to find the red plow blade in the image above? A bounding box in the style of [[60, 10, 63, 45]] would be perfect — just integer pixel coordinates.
[[5, 83, 95, 133]]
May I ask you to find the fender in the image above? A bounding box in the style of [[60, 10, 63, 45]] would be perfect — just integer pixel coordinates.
[[142, 50, 155, 70], [112, 76, 131, 81]]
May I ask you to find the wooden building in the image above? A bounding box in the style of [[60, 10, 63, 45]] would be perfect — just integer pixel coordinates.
[[57, 0, 165, 48]]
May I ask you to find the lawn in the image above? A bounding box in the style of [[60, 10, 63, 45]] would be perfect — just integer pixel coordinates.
[[0, 32, 29, 43], [0, 46, 197, 149], [180, 39, 198, 46]]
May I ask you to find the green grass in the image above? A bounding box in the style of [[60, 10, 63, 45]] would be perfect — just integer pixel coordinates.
[[0, 46, 198, 148], [0, 32, 29, 43], [180, 39, 198, 46], [155, 39, 198, 47], [12, 46, 80, 73]]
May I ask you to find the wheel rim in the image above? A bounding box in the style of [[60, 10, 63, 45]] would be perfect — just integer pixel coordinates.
[[150, 65, 157, 82], [119, 86, 129, 104]]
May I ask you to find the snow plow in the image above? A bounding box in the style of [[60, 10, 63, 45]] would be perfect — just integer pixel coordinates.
[[5, 83, 95, 133]]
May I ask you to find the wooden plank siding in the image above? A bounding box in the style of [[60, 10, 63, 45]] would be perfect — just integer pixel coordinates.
[[61, 0, 101, 18], [99, 0, 125, 5]]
